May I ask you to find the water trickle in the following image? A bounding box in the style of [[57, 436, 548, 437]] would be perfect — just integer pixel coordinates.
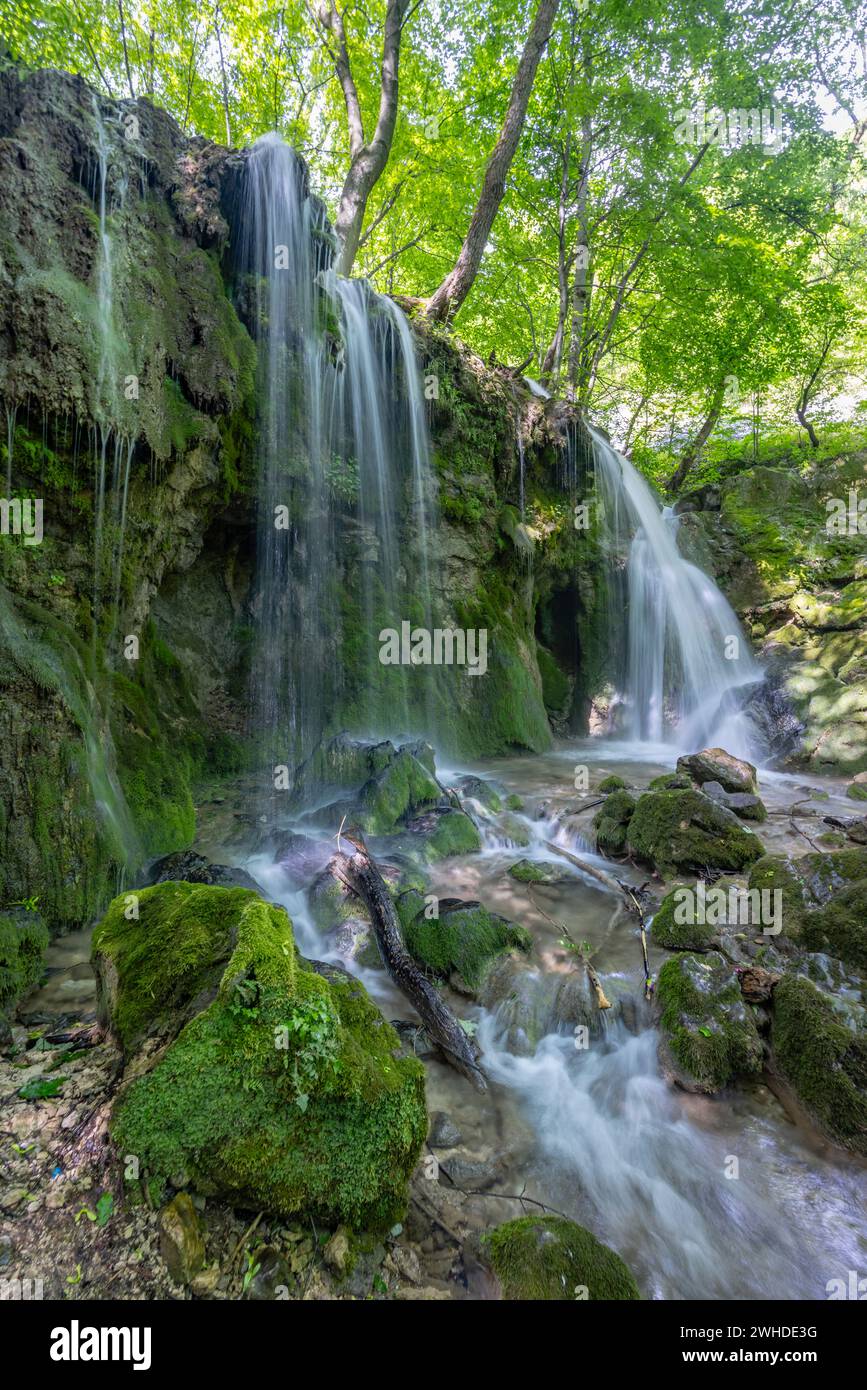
[[233, 134, 439, 796], [590, 426, 762, 755]]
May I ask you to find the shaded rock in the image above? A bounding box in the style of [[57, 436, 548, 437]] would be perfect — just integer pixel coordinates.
[[429, 1112, 463, 1148], [245, 1245, 291, 1300], [593, 790, 636, 857], [323, 1226, 351, 1277], [736, 964, 780, 1004], [700, 780, 767, 822], [772, 974, 867, 1155], [147, 850, 265, 896], [676, 747, 758, 794], [159, 1192, 205, 1286]]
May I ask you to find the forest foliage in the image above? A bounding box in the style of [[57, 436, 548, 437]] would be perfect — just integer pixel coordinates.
[[3, 0, 867, 484]]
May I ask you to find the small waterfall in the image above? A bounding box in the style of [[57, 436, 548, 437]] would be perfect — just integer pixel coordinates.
[[590, 427, 761, 755], [234, 134, 439, 801]]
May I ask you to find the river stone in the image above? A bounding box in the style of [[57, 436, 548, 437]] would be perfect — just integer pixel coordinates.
[[159, 1192, 206, 1286], [676, 747, 758, 794], [429, 1112, 463, 1148], [245, 1245, 291, 1300], [700, 779, 768, 822], [508, 858, 572, 885]]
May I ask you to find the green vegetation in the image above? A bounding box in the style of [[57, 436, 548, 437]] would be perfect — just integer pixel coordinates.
[[483, 1215, 640, 1301]]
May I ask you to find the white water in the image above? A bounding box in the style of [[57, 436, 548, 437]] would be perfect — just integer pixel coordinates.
[[591, 427, 762, 756]]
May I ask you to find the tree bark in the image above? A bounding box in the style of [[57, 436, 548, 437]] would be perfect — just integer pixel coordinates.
[[667, 378, 725, 493], [425, 0, 562, 323], [796, 335, 832, 449], [333, 837, 487, 1091], [317, 0, 410, 277]]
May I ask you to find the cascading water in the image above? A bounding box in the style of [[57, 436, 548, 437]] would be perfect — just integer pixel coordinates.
[[590, 426, 762, 756], [234, 134, 439, 801]]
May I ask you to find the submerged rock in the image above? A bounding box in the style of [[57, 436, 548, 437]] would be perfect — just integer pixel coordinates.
[[480, 1215, 640, 1300], [676, 747, 758, 795], [656, 950, 763, 1093], [93, 882, 427, 1228], [627, 790, 764, 876]]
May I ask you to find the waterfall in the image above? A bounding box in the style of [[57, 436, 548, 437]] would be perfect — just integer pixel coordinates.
[[590, 427, 762, 755], [233, 134, 438, 802]]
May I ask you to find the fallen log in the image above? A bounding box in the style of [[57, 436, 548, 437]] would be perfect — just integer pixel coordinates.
[[332, 833, 487, 1091]]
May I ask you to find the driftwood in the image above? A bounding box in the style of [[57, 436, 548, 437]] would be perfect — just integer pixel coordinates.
[[543, 839, 655, 1001], [332, 833, 487, 1091]]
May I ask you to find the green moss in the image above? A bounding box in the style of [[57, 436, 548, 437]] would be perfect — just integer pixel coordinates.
[[657, 951, 763, 1091], [593, 790, 636, 857], [355, 750, 442, 835], [504, 794, 524, 812], [508, 859, 568, 884], [651, 889, 717, 951], [417, 809, 482, 860], [598, 775, 626, 793], [96, 884, 427, 1228], [627, 790, 764, 876], [847, 782, 867, 802], [648, 773, 692, 791], [483, 1215, 640, 1301], [800, 882, 867, 973], [403, 900, 531, 992], [536, 644, 570, 714], [0, 910, 49, 1014], [772, 975, 867, 1154]]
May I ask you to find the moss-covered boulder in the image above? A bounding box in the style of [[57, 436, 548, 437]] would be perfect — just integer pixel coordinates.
[[399, 895, 531, 995], [847, 781, 867, 802], [93, 882, 427, 1228], [799, 883, 867, 974], [627, 790, 764, 876], [656, 951, 763, 1092], [676, 748, 758, 794], [748, 848, 867, 947], [481, 1215, 640, 1301], [598, 774, 626, 793], [407, 808, 482, 860], [651, 890, 717, 952], [771, 975, 867, 1154], [0, 909, 50, 1022], [593, 790, 636, 857], [293, 735, 443, 835]]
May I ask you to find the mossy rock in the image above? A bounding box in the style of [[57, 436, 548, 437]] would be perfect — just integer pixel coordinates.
[[593, 790, 636, 857], [454, 775, 502, 813], [656, 951, 763, 1093], [482, 1215, 640, 1301], [749, 847, 867, 928], [627, 790, 764, 876], [508, 859, 572, 885], [488, 811, 532, 847], [772, 975, 867, 1154], [411, 809, 482, 860], [93, 883, 427, 1228], [847, 782, 867, 802], [597, 774, 626, 793], [651, 889, 717, 952], [402, 899, 532, 994], [504, 794, 524, 812], [536, 645, 571, 715], [648, 773, 692, 791], [0, 909, 50, 1017], [799, 882, 867, 974]]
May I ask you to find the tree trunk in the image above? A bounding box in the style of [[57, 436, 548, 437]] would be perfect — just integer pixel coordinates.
[[318, 0, 410, 277], [215, 8, 232, 146], [117, 0, 136, 98], [566, 117, 593, 398], [425, 0, 562, 323], [667, 380, 725, 493], [796, 336, 832, 449], [333, 838, 487, 1091]]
